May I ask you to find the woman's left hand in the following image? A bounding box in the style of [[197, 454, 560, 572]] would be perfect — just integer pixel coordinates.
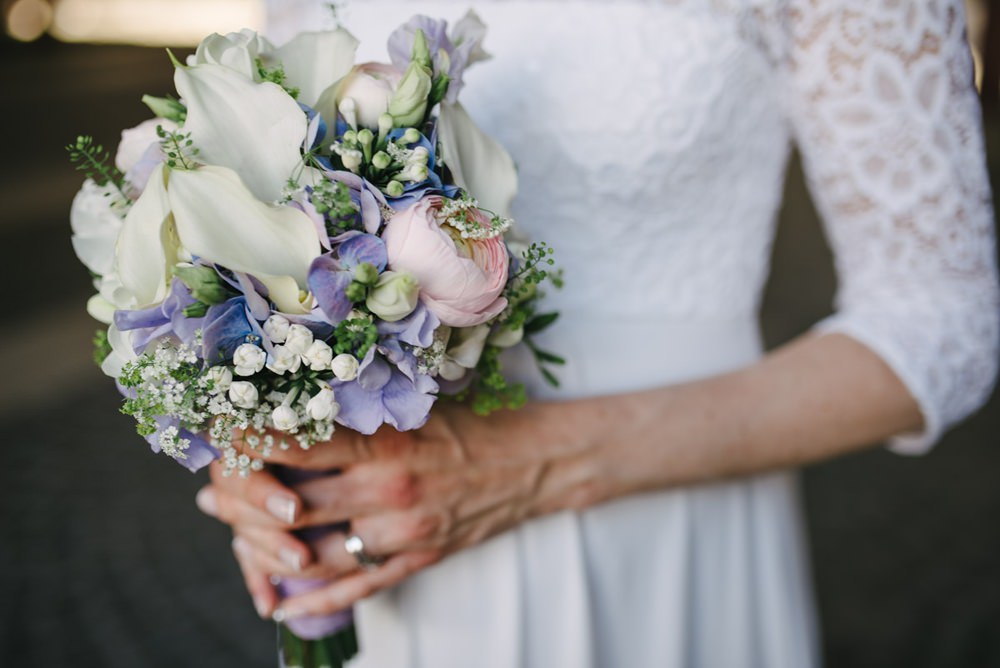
[[196, 400, 605, 621]]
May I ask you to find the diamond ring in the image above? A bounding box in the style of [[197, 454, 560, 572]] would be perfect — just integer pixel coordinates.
[[344, 534, 386, 571]]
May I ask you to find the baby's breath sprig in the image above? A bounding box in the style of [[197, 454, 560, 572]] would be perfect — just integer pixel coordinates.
[[65, 135, 128, 198], [440, 195, 513, 240], [156, 125, 200, 170]]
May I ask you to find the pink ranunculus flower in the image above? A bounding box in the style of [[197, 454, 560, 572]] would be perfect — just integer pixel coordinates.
[[382, 196, 508, 327]]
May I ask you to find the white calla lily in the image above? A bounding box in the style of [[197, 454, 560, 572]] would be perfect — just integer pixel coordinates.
[[168, 165, 320, 288], [114, 164, 178, 308], [438, 102, 518, 218], [189, 29, 273, 80], [258, 274, 316, 315], [101, 324, 138, 378], [86, 294, 117, 324], [273, 29, 358, 107], [175, 62, 307, 203]]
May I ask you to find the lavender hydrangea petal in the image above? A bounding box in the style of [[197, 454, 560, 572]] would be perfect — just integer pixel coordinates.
[[338, 233, 387, 271], [202, 297, 258, 363], [332, 380, 387, 435], [387, 16, 450, 70], [358, 354, 392, 391], [234, 272, 272, 321], [308, 254, 354, 324], [382, 372, 436, 431]]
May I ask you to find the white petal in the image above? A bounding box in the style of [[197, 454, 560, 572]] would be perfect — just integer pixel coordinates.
[[168, 165, 321, 287], [116, 118, 173, 174], [86, 294, 117, 324], [101, 324, 138, 378], [438, 102, 518, 217], [70, 180, 127, 276], [273, 29, 358, 107], [258, 274, 315, 315], [175, 63, 307, 202], [114, 164, 177, 307]]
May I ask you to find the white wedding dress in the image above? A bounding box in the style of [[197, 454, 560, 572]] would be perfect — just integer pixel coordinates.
[[266, 1, 999, 666]]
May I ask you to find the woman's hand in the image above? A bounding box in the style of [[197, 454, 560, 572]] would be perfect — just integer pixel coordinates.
[[196, 400, 607, 621]]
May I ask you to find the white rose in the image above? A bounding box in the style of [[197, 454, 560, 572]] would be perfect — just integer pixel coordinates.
[[207, 366, 234, 393], [70, 180, 128, 276], [284, 324, 314, 355], [232, 343, 266, 376], [337, 63, 403, 129], [366, 271, 419, 322], [263, 314, 291, 343], [189, 29, 273, 80], [303, 340, 334, 371], [272, 404, 300, 431], [229, 381, 259, 409], [305, 387, 340, 421], [439, 325, 490, 381], [330, 353, 360, 381], [115, 118, 177, 191], [266, 344, 302, 375]]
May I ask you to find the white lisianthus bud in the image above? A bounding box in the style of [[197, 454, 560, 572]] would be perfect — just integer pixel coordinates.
[[397, 163, 428, 183], [232, 343, 266, 376], [306, 386, 340, 421], [284, 324, 314, 355], [266, 344, 302, 375], [487, 323, 524, 348], [366, 271, 419, 322], [207, 366, 234, 393], [409, 146, 430, 165], [228, 381, 259, 409], [331, 353, 360, 381], [263, 314, 291, 343], [303, 340, 334, 371], [272, 404, 300, 431], [341, 149, 363, 172]]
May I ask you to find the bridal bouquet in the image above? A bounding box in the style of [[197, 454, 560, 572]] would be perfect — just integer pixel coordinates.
[[67, 12, 561, 668]]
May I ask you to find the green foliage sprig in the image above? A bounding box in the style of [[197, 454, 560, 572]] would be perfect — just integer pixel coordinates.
[[157, 125, 200, 170], [65, 135, 127, 198], [256, 58, 300, 99]]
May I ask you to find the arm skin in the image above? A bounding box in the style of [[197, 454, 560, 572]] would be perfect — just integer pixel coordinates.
[[197, 331, 922, 621]]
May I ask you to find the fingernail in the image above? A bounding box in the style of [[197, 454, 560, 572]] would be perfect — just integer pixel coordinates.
[[196, 488, 218, 517], [272, 607, 305, 623], [266, 495, 297, 524], [232, 536, 252, 558], [269, 574, 283, 586], [279, 548, 303, 572], [253, 595, 269, 619]]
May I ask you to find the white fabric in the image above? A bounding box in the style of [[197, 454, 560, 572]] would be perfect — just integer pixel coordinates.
[[264, 1, 999, 666]]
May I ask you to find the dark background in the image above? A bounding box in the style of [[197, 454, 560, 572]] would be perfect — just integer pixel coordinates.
[[1, 9, 999, 668]]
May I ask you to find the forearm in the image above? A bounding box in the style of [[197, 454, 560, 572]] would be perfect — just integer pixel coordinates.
[[528, 332, 924, 514]]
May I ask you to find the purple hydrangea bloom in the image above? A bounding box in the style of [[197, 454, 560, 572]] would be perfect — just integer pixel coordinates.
[[308, 232, 387, 325], [114, 278, 204, 354], [145, 416, 220, 473]]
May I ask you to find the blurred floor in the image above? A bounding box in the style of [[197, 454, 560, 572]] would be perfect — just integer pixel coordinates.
[[0, 37, 998, 667]]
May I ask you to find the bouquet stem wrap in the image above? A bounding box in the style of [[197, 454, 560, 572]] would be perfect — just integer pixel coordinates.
[[274, 466, 357, 668]]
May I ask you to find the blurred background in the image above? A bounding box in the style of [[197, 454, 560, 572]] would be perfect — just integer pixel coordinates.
[[0, 1, 998, 666]]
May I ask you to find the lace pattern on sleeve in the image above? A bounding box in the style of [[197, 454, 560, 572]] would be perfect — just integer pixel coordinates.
[[781, 0, 1000, 452]]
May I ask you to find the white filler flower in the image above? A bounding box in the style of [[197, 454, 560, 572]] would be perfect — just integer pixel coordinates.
[[207, 366, 234, 393], [272, 404, 300, 431], [331, 353, 360, 381], [228, 381, 259, 409], [284, 324, 314, 355], [267, 345, 302, 375], [233, 343, 267, 376], [303, 340, 334, 371], [306, 387, 340, 421], [263, 314, 292, 343]]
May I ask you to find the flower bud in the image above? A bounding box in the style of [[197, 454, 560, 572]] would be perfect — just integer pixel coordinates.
[[344, 281, 368, 302], [172, 264, 228, 305], [303, 340, 334, 371], [488, 323, 524, 348], [207, 366, 234, 393], [401, 128, 421, 145], [388, 60, 432, 128], [306, 386, 339, 421], [341, 149, 363, 172], [372, 151, 391, 170], [331, 353, 360, 381], [356, 128, 374, 147], [385, 180, 405, 197], [339, 98, 358, 129], [284, 324, 314, 355], [366, 271, 419, 322], [232, 343, 266, 376], [353, 262, 380, 285], [378, 113, 394, 137], [398, 163, 428, 183], [272, 404, 300, 431], [409, 146, 430, 165], [263, 314, 291, 343], [228, 381, 259, 409], [342, 129, 358, 145], [266, 344, 302, 375]]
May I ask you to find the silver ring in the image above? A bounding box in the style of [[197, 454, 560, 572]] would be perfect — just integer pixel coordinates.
[[344, 534, 385, 571]]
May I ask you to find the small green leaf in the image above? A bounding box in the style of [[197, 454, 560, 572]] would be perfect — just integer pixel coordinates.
[[532, 348, 566, 365], [540, 367, 561, 388], [524, 312, 559, 334]]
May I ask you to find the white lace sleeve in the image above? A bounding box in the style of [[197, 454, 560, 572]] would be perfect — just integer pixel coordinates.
[[781, 0, 1000, 453]]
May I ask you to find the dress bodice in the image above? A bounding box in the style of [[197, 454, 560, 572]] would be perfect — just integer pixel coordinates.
[[267, 0, 999, 452]]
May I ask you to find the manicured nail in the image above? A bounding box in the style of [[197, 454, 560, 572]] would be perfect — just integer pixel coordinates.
[[269, 574, 283, 586], [232, 536, 252, 558], [279, 548, 303, 572], [253, 595, 269, 619], [195, 487, 218, 517], [266, 495, 297, 524], [272, 607, 304, 623]]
